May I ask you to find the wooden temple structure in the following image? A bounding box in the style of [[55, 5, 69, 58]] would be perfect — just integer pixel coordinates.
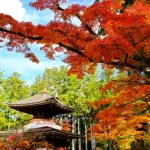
[[3, 92, 84, 149], [8, 92, 75, 118]]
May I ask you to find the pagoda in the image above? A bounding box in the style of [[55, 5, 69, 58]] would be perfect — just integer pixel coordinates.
[[8, 92, 84, 149]]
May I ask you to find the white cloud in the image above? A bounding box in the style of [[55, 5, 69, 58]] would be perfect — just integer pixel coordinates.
[[23, 10, 54, 25], [0, 0, 26, 22], [0, 57, 67, 83], [23, 13, 40, 23], [0, 57, 65, 73], [0, 50, 67, 84]]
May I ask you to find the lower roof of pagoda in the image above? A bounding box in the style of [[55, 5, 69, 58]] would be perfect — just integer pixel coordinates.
[[8, 92, 75, 118], [24, 127, 85, 139], [0, 128, 84, 147], [0, 128, 84, 140]]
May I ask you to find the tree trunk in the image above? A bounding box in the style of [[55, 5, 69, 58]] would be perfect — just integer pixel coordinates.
[[77, 117, 82, 150], [91, 128, 94, 150], [91, 123, 96, 150], [72, 116, 76, 150], [85, 118, 88, 150], [93, 133, 96, 150]]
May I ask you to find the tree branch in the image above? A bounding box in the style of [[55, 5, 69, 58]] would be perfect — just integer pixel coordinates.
[[58, 42, 92, 61], [116, 93, 150, 108], [0, 27, 43, 40], [0, 27, 149, 72], [85, 24, 98, 37]]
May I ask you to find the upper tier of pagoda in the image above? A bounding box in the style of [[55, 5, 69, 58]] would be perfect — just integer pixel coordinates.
[[8, 92, 75, 118]]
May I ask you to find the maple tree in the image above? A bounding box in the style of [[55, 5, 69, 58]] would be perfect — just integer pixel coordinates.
[[0, 0, 150, 149], [0, 131, 56, 150], [0, 131, 31, 150], [0, 0, 149, 76]]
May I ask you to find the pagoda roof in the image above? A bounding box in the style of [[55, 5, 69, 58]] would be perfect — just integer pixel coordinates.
[[8, 92, 75, 118], [25, 127, 84, 147], [0, 128, 84, 147], [0, 128, 84, 139], [25, 127, 84, 139]]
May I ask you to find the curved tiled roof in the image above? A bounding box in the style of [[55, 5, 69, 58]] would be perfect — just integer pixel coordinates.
[[8, 92, 75, 118], [25, 127, 85, 139], [0, 127, 84, 147]]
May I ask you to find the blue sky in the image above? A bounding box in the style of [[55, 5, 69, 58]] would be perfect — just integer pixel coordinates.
[[0, 0, 94, 84]]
